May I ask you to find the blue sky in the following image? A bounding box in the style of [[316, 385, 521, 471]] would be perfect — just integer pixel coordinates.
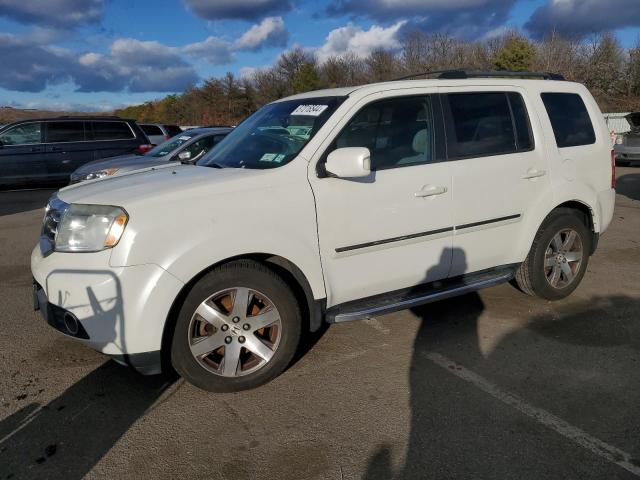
[[1, 0, 639, 111]]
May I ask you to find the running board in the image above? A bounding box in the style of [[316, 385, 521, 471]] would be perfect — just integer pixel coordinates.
[[326, 265, 518, 324]]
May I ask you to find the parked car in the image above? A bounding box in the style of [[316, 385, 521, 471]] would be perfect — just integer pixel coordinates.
[[0, 117, 151, 187], [139, 123, 183, 145], [70, 127, 232, 183], [614, 112, 640, 165], [32, 71, 615, 392]]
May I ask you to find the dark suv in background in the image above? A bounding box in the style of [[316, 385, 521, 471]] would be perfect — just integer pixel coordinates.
[[0, 117, 150, 188]]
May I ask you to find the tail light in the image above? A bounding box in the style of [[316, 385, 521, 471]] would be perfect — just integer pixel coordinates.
[[165, 135, 171, 140], [137, 144, 153, 154], [611, 149, 616, 189]]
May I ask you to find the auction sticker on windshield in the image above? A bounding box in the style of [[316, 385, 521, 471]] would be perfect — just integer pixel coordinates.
[[291, 105, 328, 116]]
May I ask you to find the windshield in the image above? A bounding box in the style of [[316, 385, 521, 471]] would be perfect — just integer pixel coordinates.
[[147, 134, 195, 157], [198, 96, 345, 169]]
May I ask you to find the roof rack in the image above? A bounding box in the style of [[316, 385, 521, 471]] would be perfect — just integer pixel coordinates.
[[394, 70, 565, 81], [54, 115, 123, 119]]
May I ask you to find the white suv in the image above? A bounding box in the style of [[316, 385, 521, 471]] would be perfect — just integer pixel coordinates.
[[31, 71, 616, 392]]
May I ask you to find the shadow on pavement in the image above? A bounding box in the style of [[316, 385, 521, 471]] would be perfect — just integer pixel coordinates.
[[364, 247, 640, 479], [0, 361, 173, 480], [0, 189, 54, 217]]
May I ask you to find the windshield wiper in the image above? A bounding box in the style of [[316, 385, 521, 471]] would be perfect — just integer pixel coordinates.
[[206, 162, 225, 169]]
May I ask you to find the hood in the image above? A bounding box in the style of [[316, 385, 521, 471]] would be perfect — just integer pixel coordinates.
[[58, 164, 272, 207], [72, 153, 167, 176], [625, 112, 640, 130]]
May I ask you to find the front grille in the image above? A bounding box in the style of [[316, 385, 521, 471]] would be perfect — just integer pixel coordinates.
[[40, 195, 69, 254]]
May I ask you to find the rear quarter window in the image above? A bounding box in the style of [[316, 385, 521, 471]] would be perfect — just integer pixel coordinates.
[[541, 93, 596, 148], [164, 125, 183, 137], [92, 121, 135, 140], [141, 124, 163, 136]]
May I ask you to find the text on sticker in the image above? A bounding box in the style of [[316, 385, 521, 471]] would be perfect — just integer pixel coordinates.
[[291, 105, 329, 117]]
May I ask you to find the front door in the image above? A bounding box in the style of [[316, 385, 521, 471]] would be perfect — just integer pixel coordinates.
[[309, 93, 453, 307]]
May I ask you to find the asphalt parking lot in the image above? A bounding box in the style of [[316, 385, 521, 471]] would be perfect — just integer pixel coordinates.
[[0, 167, 639, 480]]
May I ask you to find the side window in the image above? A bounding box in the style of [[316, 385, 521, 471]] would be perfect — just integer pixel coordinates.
[[508, 92, 534, 151], [541, 93, 596, 148], [164, 125, 183, 137], [141, 125, 163, 136], [46, 121, 85, 143], [184, 137, 215, 160], [443, 92, 516, 159], [92, 122, 135, 140], [333, 96, 435, 170], [0, 122, 42, 145]]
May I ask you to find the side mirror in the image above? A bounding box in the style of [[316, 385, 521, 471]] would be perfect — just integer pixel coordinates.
[[178, 151, 192, 161], [325, 147, 371, 178]]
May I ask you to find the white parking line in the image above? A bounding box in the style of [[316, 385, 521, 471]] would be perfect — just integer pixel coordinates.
[[425, 352, 640, 477]]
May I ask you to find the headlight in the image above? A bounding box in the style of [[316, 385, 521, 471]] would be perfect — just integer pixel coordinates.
[[615, 135, 624, 145], [83, 168, 119, 181], [54, 204, 129, 252]]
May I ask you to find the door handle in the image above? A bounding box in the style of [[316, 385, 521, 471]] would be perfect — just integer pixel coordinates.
[[522, 168, 546, 179], [29, 147, 42, 152], [415, 185, 448, 197]]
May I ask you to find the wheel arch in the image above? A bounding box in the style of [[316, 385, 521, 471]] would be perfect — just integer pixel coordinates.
[[521, 199, 598, 265], [160, 253, 325, 374]]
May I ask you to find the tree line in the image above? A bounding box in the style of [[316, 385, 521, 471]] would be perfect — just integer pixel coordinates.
[[115, 30, 640, 125]]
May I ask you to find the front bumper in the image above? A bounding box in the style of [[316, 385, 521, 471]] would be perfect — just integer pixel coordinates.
[[31, 247, 184, 374]]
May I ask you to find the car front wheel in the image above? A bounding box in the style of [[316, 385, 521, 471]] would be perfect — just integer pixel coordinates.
[[171, 260, 301, 392]]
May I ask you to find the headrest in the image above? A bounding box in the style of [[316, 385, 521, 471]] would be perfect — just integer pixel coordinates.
[[412, 129, 428, 154]]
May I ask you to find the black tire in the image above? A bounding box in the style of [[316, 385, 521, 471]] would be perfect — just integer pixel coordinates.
[[171, 260, 301, 392], [514, 208, 592, 301]]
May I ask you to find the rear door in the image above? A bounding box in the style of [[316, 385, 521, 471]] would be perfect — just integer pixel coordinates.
[[90, 121, 139, 160], [440, 88, 552, 276], [44, 121, 92, 180], [0, 122, 47, 185]]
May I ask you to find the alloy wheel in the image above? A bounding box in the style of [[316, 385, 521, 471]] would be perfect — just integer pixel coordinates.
[[544, 228, 584, 289], [187, 287, 282, 377]]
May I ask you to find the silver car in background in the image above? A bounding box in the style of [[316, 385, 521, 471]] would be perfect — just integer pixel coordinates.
[[70, 127, 232, 183], [615, 112, 640, 165], [139, 123, 183, 145]]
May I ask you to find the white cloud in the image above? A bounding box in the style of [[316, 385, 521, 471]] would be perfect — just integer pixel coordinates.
[[239, 66, 259, 79], [0, 0, 106, 27], [526, 0, 640, 39], [326, 0, 516, 39], [235, 16, 288, 51], [183, 36, 235, 65], [0, 34, 199, 93], [182, 17, 289, 64], [183, 0, 292, 21], [315, 22, 406, 62]]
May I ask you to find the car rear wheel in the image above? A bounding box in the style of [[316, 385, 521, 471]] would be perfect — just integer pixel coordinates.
[[514, 208, 591, 300], [171, 260, 301, 392]]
